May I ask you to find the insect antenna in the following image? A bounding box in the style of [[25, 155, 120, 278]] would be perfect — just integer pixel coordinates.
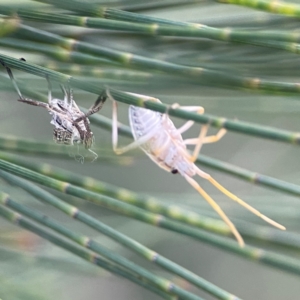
[[184, 174, 245, 247], [194, 167, 285, 230]]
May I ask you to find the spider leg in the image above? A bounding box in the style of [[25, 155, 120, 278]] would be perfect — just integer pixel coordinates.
[[74, 91, 107, 124], [15, 75, 60, 111], [85, 91, 108, 118], [73, 122, 85, 142], [18, 98, 49, 108], [1, 60, 25, 100]]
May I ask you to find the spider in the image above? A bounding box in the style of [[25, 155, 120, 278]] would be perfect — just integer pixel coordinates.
[[2, 61, 106, 162]]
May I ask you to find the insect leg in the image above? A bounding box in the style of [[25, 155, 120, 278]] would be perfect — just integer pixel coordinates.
[[194, 166, 286, 231], [174, 123, 209, 163], [173, 106, 205, 134], [171, 105, 226, 162], [184, 174, 244, 247], [202, 129, 227, 144], [111, 98, 156, 154], [165, 105, 208, 162], [184, 129, 227, 145]]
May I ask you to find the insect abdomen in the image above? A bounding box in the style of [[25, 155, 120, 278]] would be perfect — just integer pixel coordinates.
[[129, 106, 195, 177]]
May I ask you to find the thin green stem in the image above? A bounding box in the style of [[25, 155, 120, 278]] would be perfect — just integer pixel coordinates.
[[107, 88, 300, 145], [0, 134, 131, 163], [0, 150, 230, 234], [1, 53, 300, 145], [7, 24, 300, 93], [2, 6, 300, 45], [0, 37, 115, 66], [34, 0, 300, 25], [0, 169, 231, 300], [196, 155, 300, 198], [0, 173, 208, 300], [0, 203, 177, 300], [41, 62, 152, 81], [0, 159, 300, 277], [218, 0, 300, 18], [0, 150, 298, 250], [32, 0, 203, 24], [0, 135, 71, 157]]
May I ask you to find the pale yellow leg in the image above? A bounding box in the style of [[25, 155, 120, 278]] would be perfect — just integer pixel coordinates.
[[170, 105, 205, 134], [167, 104, 208, 163], [195, 166, 286, 231], [184, 174, 245, 247], [107, 89, 156, 155], [184, 128, 227, 145]]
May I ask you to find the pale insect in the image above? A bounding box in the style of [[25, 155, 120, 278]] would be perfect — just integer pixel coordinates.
[[106, 90, 285, 247], [2, 62, 106, 162]]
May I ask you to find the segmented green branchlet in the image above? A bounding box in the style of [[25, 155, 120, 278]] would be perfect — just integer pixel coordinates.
[[1, 159, 300, 276], [0, 37, 115, 66], [1, 38, 297, 80], [30, 0, 300, 43], [0, 170, 240, 300], [218, 0, 300, 18], [1, 149, 299, 252], [1, 6, 300, 45], [0, 151, 232, 236], [1, 150, 298, 249], [0, 204, 178, 300], [5, 23, 300, 92], [0, 39, 150, 86], [42, 62, 151, 82], [118, 0, 202, 12], [1, 54, 300, 145], [0, 169, 240, 299]]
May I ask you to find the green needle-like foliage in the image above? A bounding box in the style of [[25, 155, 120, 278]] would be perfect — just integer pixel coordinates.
[[2, 5, 300, 46], [218, 0, 300, 17], [1, 54, 300, 145], [1, 159, 300, 277], [0, 170, 240, 300], [0, 204, 178, 300], [1, 1, 300, 300], [1, 150, 300, 251]]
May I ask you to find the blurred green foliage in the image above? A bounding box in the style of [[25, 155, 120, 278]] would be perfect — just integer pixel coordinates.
[[1, 0, 300, 300]]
